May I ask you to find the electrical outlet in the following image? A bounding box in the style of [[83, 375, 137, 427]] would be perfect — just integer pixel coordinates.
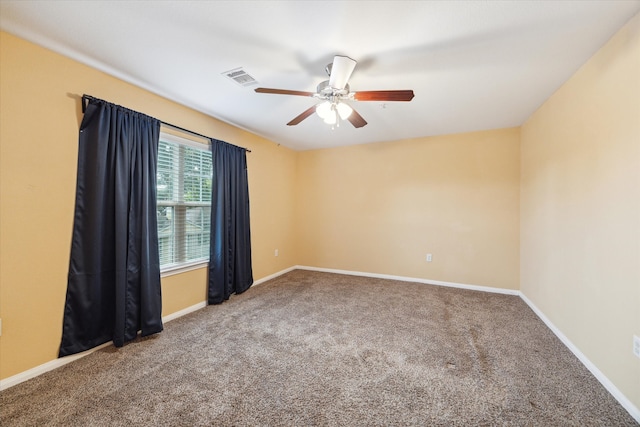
[[426, 254, 432, 262], [633, 335, 640, 359], [274, 249, 279, 257]]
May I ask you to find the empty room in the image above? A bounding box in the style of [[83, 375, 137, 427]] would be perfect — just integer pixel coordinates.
[[1, 1, 639, 425]]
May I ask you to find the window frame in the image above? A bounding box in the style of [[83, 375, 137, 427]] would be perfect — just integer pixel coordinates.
[[157, 132, 212, 276]]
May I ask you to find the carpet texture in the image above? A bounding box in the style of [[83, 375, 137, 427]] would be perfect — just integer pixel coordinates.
[[1, 270, 636, 426]]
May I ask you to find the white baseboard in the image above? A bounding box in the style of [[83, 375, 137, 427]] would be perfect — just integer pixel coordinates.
[[161, 301, 207, 323], [3, 265, 637, 424], [519, 292, 640, 424], [0, 341, 112, 391], [0, 266, 297, 391], [252, 265, 297, 287], [295, 265, 520, 295], [0, 300, 206, 391], [296, 265, 639, 422]]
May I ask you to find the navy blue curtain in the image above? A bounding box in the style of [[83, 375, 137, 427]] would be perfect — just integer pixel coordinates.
[[59, 98, 163, 357], [208, 140, 253, 304]]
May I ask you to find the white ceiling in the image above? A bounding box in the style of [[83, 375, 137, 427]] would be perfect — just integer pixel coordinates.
[[1, 1, 639, 151]]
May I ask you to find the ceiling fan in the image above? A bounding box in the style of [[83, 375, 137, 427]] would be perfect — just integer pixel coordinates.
[[254, 55, 415, 128]]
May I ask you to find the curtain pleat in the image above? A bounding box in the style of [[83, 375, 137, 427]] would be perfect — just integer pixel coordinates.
[[208, 140, 253, 304], [59, 98, 163, 357]]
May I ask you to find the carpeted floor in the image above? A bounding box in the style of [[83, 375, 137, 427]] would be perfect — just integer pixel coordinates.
[[1, 270, 636, 426]]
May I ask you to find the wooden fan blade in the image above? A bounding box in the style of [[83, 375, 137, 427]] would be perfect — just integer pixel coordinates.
[[255, 87, 315, 97], [347, 108, 367, 128], [287, 105, 318, 126], [353, 90, 415, 102]]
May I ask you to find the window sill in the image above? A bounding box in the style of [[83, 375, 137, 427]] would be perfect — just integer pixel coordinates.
[[161, 260, 209, 278]]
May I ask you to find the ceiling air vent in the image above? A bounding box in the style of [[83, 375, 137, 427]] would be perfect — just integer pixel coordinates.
[[222, 67, 258, 87]]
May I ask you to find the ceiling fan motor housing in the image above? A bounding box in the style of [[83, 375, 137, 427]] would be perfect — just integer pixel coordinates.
[[316, 80, 351, 100]]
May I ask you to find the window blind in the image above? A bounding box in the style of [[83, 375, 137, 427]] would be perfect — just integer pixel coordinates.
[[157, 133, 212, 270]]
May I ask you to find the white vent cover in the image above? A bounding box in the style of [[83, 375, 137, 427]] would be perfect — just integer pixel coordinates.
[[222, 67, 257, 87]]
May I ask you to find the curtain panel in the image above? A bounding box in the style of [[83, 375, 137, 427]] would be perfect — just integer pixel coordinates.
[[208, 140, 253, 304], [59, 98, 163, 357]]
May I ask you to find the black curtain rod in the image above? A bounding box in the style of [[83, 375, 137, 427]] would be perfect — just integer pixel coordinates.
[[81, 95, 251, 153]]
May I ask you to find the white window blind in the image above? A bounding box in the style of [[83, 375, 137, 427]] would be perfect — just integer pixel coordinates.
[[156, 133, 212, 271]]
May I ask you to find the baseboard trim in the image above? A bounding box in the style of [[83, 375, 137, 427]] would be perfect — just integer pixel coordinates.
[[0, 300, 205, 391], [295, 265, 520, 295], [0, 340, 112, 391], [3, 266, 637, 424], [295, 265, 639, 422], [252, 266, 297, 287], [161, 301, 207, 323], [0, 267, 297, 391], [519, 292, 640, 424]]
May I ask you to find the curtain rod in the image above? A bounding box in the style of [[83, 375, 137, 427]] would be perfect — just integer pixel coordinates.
[[82, 95, 251, 153]]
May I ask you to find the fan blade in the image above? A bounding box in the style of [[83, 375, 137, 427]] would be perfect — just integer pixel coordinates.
[[287, 105, 318, 126], [353, 90, 415, 102], [329, 55, 357, 90], [255, 87, 315, 97], [347, 108, 367, 128]]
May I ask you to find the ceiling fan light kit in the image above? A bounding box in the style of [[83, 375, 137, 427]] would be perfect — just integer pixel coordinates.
[[336, 103, 353, 120], [316, 101, 353, 127], [255, 55, 415, 129]]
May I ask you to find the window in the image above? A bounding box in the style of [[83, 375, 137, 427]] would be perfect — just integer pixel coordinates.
[[156, 133, 212, 272]]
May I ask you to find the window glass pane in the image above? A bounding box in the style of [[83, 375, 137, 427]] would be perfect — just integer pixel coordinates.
[[156, 134, 211, 270], [157, 206, 175, 266], [184, 148, 212, 203], [186, 206, 210, 260], [157, 140, 176, 202]]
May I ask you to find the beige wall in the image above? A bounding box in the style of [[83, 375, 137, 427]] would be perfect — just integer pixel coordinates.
[[0, 31, 297, 379], [296, 128, 520, 290], [1, 12, 638, 414], [521, 13, 640, 408]]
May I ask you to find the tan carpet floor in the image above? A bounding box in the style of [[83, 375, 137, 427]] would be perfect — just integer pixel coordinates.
[[1, 270, 636, 426]]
